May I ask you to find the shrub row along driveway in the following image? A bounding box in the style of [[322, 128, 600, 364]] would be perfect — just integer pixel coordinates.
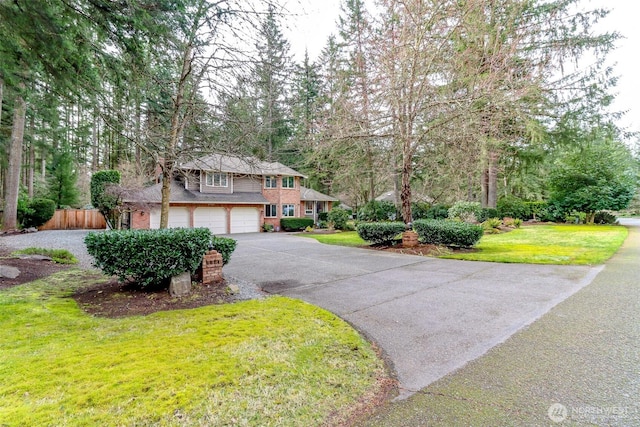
[[224, 233, 600, 398]]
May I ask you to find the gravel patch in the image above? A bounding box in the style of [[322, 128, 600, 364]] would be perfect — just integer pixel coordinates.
[[0, 230, 98, 269], [224, 274, 266, 301]]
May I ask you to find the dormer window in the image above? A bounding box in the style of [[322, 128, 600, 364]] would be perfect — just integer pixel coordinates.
[[206, 172, 228, 187]]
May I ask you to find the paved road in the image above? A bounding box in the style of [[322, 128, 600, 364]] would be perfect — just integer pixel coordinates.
[[224, 232, 600, 398]]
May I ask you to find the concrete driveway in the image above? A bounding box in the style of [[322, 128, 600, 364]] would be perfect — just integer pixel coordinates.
[[224, 232, 601, 398]]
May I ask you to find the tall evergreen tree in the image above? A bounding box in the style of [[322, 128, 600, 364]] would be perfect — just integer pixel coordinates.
[[253, 4, 294, 162], [47, 149, 80, 208]]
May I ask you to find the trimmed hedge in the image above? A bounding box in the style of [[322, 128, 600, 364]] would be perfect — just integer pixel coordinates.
[[357, 222, 406, 245], [85, 228, 236, 288], [280, 217, 314, 231], [413, 219, 483, 248]]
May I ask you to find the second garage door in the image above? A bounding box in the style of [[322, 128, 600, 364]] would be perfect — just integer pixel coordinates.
[[193, 207, 227, 234], [230, 207, 259, 233]]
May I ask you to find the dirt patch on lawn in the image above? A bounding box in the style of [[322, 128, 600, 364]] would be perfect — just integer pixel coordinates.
[[73, 278, 234, 318], [0, 249, 71, 290]]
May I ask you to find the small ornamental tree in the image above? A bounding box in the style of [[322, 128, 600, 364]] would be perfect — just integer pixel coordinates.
[[90, 170, 121, 229], [548, 137, 637, 223]]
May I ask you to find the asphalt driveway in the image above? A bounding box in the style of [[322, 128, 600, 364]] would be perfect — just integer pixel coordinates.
[[223, 232, 601, 398], [0, 227, 604, 399]]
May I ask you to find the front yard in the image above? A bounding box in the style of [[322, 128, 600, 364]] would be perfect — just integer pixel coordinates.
[[0, 270, 388, 426], [300, 224, 628, 265]]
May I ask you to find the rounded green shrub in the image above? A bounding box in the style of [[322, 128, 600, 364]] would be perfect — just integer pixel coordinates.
[[280, 218, 314, 231], [357, 222, 406, 245], [85, 228, 224, 288], [425, 204, 450, 220], [413, 219, 483, 248], [328, 207, 350, 230], [357, 200, 398, 222], [497, 195, 529, 220], [22, 198, 56, 228]]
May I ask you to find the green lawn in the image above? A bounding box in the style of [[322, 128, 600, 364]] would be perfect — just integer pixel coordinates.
[[298, 231, 366, 246], [299, 225, 628, 265], [0, 270, 385, 426], [442, 224, 628, 264]]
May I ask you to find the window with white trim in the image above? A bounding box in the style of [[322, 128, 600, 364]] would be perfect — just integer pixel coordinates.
[[264, 176, 277, 188], [282, 176, 295, 188], [305, 201, 314, 215], [265, 204, 277, 218], [205, 172, 228, 187], [282, 204, 295, 217]]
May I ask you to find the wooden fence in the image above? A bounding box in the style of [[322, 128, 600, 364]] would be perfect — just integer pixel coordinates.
[[39, 209, 107, 230]]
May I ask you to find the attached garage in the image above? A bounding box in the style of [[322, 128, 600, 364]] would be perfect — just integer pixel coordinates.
[[150, 207, 190, 229], [193, 207, 227, 235], [230, 207, 260, 233]]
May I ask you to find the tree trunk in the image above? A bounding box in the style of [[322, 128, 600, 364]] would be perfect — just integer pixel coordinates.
[[160, 43, 193, 229], [487, 150, 499, 209], [3, 90, 27, 230], [401, 140, 413, 225], [28, 114, 35, 198], [480, 167, 488, 208]]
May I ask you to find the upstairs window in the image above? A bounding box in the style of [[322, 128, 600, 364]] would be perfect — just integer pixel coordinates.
[[282, 176, 295, 188], [206, 172, 228, 187], [265, 176, 277, 188]]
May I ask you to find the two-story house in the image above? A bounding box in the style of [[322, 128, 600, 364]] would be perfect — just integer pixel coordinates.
[[127, 153, 338, 234]]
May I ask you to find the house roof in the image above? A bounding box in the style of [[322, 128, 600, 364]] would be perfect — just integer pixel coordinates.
[[300, 186, 339, 202], [375, 190, 432, 203], [128, 181, 268, 205], [180, 153, 306, 178]]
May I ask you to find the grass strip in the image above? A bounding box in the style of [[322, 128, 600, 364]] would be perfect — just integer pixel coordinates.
[[298, 231, 366, 246]]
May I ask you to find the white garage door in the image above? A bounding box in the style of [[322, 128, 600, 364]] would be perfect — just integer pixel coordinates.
[[193, 207, 227, 235], [230, 207, 259, 233], [150, 207, 190, 229]]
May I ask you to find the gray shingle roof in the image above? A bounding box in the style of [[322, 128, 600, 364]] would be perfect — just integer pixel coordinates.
[[300, 186, 339, 202], [129, 181, 268, 205], [180, 153, 306, 178]]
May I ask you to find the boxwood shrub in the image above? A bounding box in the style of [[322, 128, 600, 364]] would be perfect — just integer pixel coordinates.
[[85, 228, 232, 288], [357, 222, 406, 245], [413, 219, 483, 248], [280, 217, 314, 231]]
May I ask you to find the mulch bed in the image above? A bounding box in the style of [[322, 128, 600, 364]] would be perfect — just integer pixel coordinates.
[[0, 248, 234, 318], [73, 278, 234, 318]]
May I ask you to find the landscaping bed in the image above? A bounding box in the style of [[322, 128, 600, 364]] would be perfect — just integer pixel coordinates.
[[0, 249, 240, 317]]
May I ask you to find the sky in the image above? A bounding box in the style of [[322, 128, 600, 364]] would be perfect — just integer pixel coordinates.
[[283, 0, 640, 139]]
